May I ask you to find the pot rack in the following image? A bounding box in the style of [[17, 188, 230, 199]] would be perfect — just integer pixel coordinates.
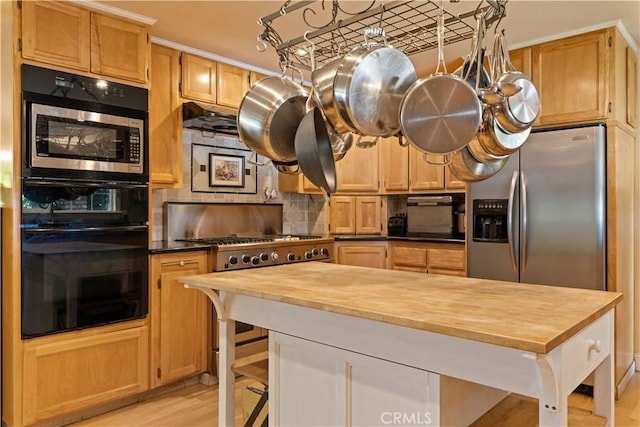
[[257, 0, 508, 70]]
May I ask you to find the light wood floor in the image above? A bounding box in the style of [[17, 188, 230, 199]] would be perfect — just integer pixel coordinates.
[[69, 372, 640, 426]]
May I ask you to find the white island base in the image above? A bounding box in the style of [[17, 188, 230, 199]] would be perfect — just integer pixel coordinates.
[[180, 263, 619, 427]]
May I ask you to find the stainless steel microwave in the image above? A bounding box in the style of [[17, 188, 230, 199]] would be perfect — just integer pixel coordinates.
[[406, 195, 465, 238], [22, 64, 149, 182]]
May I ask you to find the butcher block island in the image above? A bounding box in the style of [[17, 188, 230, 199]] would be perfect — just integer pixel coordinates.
[[179, 262, 622, 426]]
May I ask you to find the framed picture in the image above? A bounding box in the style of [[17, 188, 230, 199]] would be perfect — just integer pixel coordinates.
[[208, 154, 245, 187]]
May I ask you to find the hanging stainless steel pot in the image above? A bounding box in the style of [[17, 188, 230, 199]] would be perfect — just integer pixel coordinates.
[[333, 27, 417, 137], [491, 31, 540, 133], [237, 75, 308, 163], [449, 145, 509, 183], [399, 13, 481, 162], [477, 112, 531, 157], [312, 56, 351, 134]]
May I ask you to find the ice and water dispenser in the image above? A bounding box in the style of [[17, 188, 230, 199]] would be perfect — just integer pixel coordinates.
[[472, 199, 508, 242]]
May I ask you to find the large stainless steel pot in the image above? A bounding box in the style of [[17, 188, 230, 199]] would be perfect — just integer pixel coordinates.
[[312, 57, 350, 134], [237, 76, 308, 163], [333, 28, 417, 137], [449, 145, 509, 182]]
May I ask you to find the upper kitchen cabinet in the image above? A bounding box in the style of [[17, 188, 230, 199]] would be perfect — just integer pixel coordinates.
[[216, 62, 250, 108], [181, 53, 253, 109], [20, 1, 150, 84], [531, 27, 637, 129], [381, 136, 409, 193], [328, 196, 383, 235], [181, 53, 217, 103], [335, 143, 380, 193], [90, 14, 150, 83], [409, 146, 446, 192], [150, 44, 182, 188]]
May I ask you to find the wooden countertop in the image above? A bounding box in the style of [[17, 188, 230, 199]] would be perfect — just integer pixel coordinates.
[[179, 262, 622, 354]]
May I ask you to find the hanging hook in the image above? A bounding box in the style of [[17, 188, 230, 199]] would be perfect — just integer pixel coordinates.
[[256, 34, 268, 52]]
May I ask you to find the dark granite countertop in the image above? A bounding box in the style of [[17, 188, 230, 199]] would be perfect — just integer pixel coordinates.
[[334, 235, 465, 244]]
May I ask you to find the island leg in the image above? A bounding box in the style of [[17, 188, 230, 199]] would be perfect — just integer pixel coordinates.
[[593, 311, 615, 427], [218, 314, 236, 426]]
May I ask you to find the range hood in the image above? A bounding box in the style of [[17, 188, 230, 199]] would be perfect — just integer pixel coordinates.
[[182, 101, 239, 136]]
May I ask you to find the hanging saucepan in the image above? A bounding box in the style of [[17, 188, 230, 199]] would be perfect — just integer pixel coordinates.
[[467, 108, 509, 162], [399, 13, 482, 165], [449, 145, 509, 183], [237, 72, 308, 163], [491, 31, 540, 133], [312, 56, 350, 134], [333, 27, 417, 137], [477, 112, 531, 157]]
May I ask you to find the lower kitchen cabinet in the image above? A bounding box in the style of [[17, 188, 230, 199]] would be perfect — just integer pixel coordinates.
[[150, 251, 209, 388], [390, 242, 466, 276], [335, 241, 388, 269], [22, 321, 149, 425], [327, 196, 384, 235]]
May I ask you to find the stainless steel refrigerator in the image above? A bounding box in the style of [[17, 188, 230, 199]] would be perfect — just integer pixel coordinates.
[[467, 124, 606, 290]]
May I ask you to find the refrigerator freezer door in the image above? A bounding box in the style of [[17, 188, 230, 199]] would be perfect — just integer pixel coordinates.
[[467, 154, 520, 282], [519, 125, 606, 290]]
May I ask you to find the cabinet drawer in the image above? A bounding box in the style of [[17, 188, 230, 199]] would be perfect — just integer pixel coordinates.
[[393, 247, 428, 268], [428, 249, 465, 270]]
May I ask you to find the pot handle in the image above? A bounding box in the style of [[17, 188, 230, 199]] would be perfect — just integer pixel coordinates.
[[422, 152, 453, 166], [363, 27, 386, 47], [246, 151, 269, 167], [355, 135, 379, 149]]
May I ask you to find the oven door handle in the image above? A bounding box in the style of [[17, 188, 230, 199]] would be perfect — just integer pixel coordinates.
[[23, 225, 148, 234], [22, 180, 148, 190]]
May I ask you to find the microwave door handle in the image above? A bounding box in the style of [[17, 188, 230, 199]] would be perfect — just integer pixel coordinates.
[[507, 170, 518, 272]]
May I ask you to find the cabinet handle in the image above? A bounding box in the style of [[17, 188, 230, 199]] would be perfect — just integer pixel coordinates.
[[161, 259, 199, 267], [588, 339, 602, 353]]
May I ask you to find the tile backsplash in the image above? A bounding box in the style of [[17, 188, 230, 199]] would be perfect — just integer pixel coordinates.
[[151, 130, 325, 240]]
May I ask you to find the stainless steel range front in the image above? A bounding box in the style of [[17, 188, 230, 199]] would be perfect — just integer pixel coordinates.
[[165, 202, 334, 377]]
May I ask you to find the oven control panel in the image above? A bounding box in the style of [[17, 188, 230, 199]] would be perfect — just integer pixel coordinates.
[[212, 242, 333, 271]]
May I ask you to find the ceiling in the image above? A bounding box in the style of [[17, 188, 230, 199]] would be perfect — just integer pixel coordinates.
[[98, 0, 640, 76]]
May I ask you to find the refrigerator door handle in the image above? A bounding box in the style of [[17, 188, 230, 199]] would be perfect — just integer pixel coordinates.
[[507, 170, 518, 272], [520, 171, 528, 272]]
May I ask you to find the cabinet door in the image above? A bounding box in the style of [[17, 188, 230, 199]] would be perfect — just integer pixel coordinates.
[[409, 146, 445, 191], [21, 1, 91, 71], [532, 30, 608, 125], [181, 53, 217, 103], [336, 144, 380, 192], [216, 63, 250, 108], [23, 325, 149, 425], [427, 247, 466, 277], [445, 165, 466, 191], [151, 252, 208, 388], [391, 245, 428, 273], [355, 196, 381, 234], [381, 136, 409, 192], [150, 44, 182, 188], [336, 244, 387, 269], [626, 47, 638, 128], [90, 13, 149, 83], [328, 196, 355, 234], [250, 71, 268, 86], [508, 47, 532, 77]]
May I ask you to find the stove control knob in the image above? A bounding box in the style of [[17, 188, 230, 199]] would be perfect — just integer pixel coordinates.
[[304, 251, 313, 260], [241, 254, 251, 264], [260, 252, 269, 262], [320, 247, 329, 257], [228, 255, 238, 265], [251, 256, 260, 265], [312, 248, 319, 256], [287, 253, 296, 262], [271, 252, 279, 261]]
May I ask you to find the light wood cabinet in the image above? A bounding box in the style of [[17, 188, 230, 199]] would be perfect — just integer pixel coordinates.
[[21, 1, 91, 72], [381, 136, 409, 192], [278, 173, 322, 194], [530, 27, 637, 129], [21, 1, 149, 83], [181, 53, 217, 103], [22, 322, 149, 425], [328, 196, 383, 235], [335, 143, 380, 193], [150, 251, 208, 388], [334, 241, 388, 269], [409, 146, 445, 191], [390, 241, 466, 277], [149, 44, 182, 188], [90, 13, 150, 83], [216, 62, 250, 108]]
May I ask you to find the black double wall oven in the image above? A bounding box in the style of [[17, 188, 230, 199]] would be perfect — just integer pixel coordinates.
[[21, 65, 149, 338]]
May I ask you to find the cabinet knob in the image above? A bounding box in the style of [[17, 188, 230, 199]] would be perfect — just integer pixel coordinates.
[[179, 260, 185, 266], [588, 339, 601, 353]]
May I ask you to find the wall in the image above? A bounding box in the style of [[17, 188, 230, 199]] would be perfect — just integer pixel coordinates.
[[151, 130, 325, 240]]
